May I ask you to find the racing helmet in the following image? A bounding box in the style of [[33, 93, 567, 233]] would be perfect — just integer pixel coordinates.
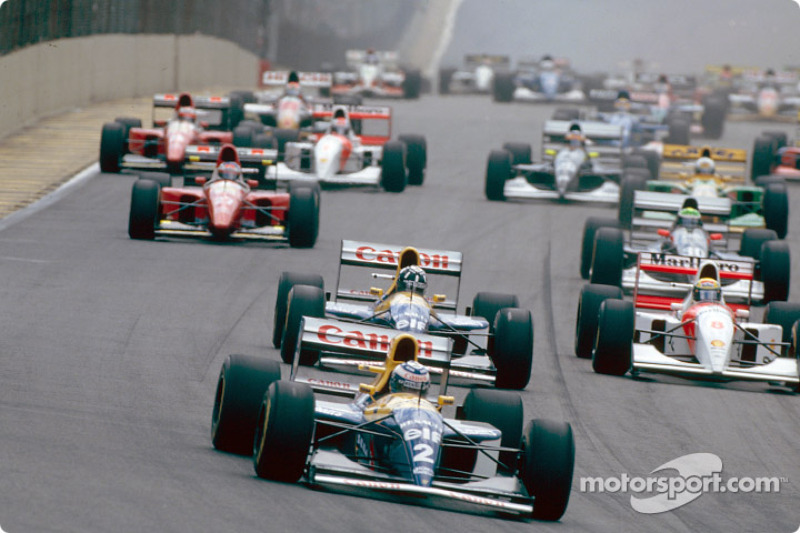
[[693, 277, 721, 302], [389, 361, 430, 394], [396, 265, 427, 295], [614, 90, 632, 111], [566, 124, 585, 149], [177, 106, 197, 122], [676, 207, 702, 229], [695, 157, 715, 176], [285, 81, 301, 97], [217, 161, 242, 181], [331, 117, 350, 136]]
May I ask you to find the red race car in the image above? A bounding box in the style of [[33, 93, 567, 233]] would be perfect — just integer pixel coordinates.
[[128, 144, 319, 247], [100, 92, 238, 174]]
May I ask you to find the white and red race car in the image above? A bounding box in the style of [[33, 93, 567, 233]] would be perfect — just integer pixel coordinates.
[[574, 258, 800, 392], [265, 104, 426, 192], [330, 49, 422, 99]]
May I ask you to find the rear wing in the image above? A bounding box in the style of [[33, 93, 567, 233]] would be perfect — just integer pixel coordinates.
[[464, 54, 510, 67], [346, 49, 398, 68], [290, 317, 453, 396], [632, 252, 754, 310], [312, 103, 392, 144], [335, 240, 463, 311], [659, 144, 748, 182], [261, 71, 332, 87], [542, 120, 623, 162], [152, 94, 235, 130], [183, 144, 277, 174]]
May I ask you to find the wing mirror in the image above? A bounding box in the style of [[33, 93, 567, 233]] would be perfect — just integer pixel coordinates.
[[670, 302, 682, 311], [246, 179, 259, 188], [709, 233, 723, 241], [433, 294, 446, 303], [545, 148, 557, 156], [194, 177, 207, 185], [657, 228, 671, 237], [735, 309, 750, 319], [369, 287, 384, 297], [437, 396, 455, 409]]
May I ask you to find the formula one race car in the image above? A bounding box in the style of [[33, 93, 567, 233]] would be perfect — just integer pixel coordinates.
[[211, 333, 574, 520], [439, 54, 510, 95], [127, 144, 319, 247], [329, 49, 422, 99], [273, 240, 534, 390], [751, 130, 800, 182], [493, 56, 585, 103], [100, 92, 238, 174], [265, 104, 427, 192], [574, 260, 800, 392], [485, 121, 624, 202], [726, 69, 800, 122], [619, 144, 789, 238]]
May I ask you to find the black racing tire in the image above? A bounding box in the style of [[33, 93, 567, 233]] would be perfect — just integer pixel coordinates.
[[764, 130, 788, 151], [700, 97, 726, 139], [485, 149, 512, 201], [229, 90, 256, 104], [402, 69, 422, 99], [233, 124, 256, 147], [575, 283, 624, 358], [438, 67, 455, 94], [460, 388, 523, 474], [631, 149, 660, 180], [763, 302, 800, 345], [520, 418, 575, 521], [665, 117, 690, 145], [580, 217, 619, 279], [552, 107, 581, 121], [592, 299, 634, 376], [287, 186, 319, 248], [253, 380, 315, 482], [332, 94, 363, 106], [491, 308, 534, 390], [114, 117, 141, 153], [502, 142, 532, 165], [492, 72, 515, 103], [274, 128, 300, 159], [751, 135, 776, 182], [128, 179, 160, 240], [763, 182, 789, 239], [273, 271, 325, 348], [589, 227, 624, 287], [138, 172, 171, 189], [100, 121, 125, 173], [253, 133, 276, 149], [380, 140, 408, 192], [472, 292, 520, 333], [760, 240, 791, 303], [739, 228, 778, 260], [622, 154, 648, 171], [399, 134, 427, 186], [280, 285, 326, 365], [618, 173, 647, 229], [211, 354, 282, 456]]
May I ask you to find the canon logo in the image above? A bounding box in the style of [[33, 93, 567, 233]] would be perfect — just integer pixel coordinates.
[[317, 324, 433, 357], [355, 246, 450, 270]]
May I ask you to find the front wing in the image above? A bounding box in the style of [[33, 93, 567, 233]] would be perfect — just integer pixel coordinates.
[[503, 176, 619, 203]]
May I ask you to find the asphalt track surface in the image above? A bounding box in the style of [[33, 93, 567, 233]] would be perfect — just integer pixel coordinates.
[[2, 94, 799, 532]]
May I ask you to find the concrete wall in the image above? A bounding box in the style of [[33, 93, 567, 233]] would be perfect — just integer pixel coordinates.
[[0, 34, 259, 141]]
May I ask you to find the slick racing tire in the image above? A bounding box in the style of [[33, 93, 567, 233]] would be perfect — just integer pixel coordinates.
[[287, 185, 319, 248], [485, 149, 512, 201], [114, 117, 141, 154], [253, 380, 315, 482], [552, 107, 581, 121], [760, 241, 791, 303], [460, 389, 524, 474], [100, 121, 125, 173], [211, 354, 282, 456], [233, 124, 256, 148], [763, 302, 800, 345], [280, 285, 325, 365], [274, 128, 300, 160], [399, 134, 427, 185], [631, 149, 660, 180], [273, 271, 325, 348], [592, 299, 634, 376], [332, 94, 363, 106], [520, 419, 575, 522], [751, 135, 776, 182], [128, 179, 160, 240], [472, 292, 520, 334], [492, 72, 515, 103], [438, 67, 455, 94], [763, 182, 789, 239], [618, 173, 647, 229], [580, 217, 619, 279], [491, 308, 534, 390], [589, 227, 624, 287], [381, 140, 408, 192], [138, 172, 171, 189], [402, 69, 422, 99], [739, 229, 778, 260], [622, 154, 648, 172], [700, 97, 726, 139], [502, 142, 532, 165], [575, 284, 623, 358], [763, 130, 788, 151], [665, 117, 690, 145]]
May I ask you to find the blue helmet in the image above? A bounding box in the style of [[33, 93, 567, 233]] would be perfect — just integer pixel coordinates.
[[397, 265, 427, 295], [389, 361, 430, 394]]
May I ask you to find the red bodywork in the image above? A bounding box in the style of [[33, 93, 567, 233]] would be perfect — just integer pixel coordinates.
[[157, 145, 289, 239], [772, 146, 800, 179], [126, 93, 233, 173]]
